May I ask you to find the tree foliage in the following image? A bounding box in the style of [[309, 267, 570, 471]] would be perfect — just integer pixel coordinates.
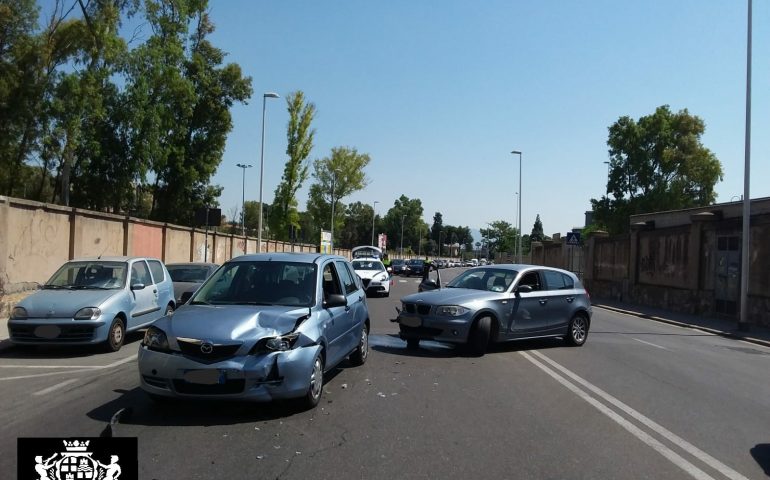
[[530, 214, 544, 242], [591, 105, 723, 234]]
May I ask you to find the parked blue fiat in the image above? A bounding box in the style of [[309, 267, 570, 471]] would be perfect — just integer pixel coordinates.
[[8, 256, 175, 351]]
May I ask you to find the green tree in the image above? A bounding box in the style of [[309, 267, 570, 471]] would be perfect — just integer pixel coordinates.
[[530, 214, 544, 242], [430, 212, 443, 246], [591, 105, 723, 234], [381, 195, 425, 255], [339, 201, 374, 248], [308, 146, 370, 245], [270, 90, 316, 241]]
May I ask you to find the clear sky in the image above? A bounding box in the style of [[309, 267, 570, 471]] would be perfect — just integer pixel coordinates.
[[73, 1, 770, 237]]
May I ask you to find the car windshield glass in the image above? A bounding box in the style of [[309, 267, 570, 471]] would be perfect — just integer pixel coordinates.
[[446, 268, 518, 291], [167, 265, 212, 283], [191, 261, 316, 307], [45, 261, 128, 289], [352, 260, 385, 271], [391, 259, 405, 265], [407, 260, 424, 266]]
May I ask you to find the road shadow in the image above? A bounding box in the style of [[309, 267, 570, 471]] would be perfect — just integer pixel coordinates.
[[86, 365, 349, 428], [369, 333, 565, 359], [750, 444, 770, 476], [591, 331, 714, 337], [0, 332, 144, 359]]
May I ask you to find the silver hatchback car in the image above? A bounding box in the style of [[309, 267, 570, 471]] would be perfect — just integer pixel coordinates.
[[395, 264, 591, 355], [138, 253, 370, 408]]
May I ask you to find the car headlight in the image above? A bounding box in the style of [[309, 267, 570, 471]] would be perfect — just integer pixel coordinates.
[[74, 307, 101, 320], [265, 333, 300, 351], [143, 326, 169, 351], [379, 273, 389, 281], [10, 306, 27, 320], [436, 305, 469, 317]]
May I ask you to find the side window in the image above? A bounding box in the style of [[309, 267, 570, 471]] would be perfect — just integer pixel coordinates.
[[347, 263, 363, 290], [561, 273, 575, 290], [131, 261, 153, 286], [518, 271, 542, 291], [322, 263, 343, 299], [543, 270, 566, 290], [335, 261, 358, 295], [147, 260, 165, 284]]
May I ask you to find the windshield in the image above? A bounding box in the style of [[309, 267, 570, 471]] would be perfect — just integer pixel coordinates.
[[45, 261, 128, 290], [191, 261, 316, 307], [407, 260, 424, 266], [167, 265, 214, 283], [446, 268, 518, 292], [352, 260, 385, 271]]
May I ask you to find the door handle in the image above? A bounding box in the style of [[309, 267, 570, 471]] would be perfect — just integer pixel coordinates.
[[539, 299, 548, 305], [358, 296, 364, 302], [566, 297, 574, 303], [345, 306, 351, 312]]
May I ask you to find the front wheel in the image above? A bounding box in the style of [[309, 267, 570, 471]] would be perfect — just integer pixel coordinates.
[[105, 317, 125, 352], [565, 314, 589, 346], [299, 353, 325, 410], [466, 316, 491, 356]]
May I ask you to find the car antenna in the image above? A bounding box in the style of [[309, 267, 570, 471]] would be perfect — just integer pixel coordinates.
[[97, 245, 109, 259]]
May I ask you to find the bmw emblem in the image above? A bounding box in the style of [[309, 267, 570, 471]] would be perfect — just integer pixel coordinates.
[[200, 342, 214, 354]]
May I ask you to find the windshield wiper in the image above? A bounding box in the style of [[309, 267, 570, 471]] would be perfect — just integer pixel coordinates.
[[42, 285, 71, 290], [71, 285, 110, 290]]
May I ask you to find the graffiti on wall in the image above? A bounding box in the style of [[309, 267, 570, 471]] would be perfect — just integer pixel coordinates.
[[638, 231, 689, 288]]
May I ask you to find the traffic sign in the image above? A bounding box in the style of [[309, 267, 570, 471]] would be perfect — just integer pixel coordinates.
[[566, 231, 581, 246]]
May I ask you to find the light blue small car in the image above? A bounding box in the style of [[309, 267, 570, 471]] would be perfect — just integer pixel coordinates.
[[138, 253, 370, 409], [8, 256, 175, 351]]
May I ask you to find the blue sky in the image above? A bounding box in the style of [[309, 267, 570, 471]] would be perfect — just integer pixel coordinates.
[[53, 1, 770, 238]]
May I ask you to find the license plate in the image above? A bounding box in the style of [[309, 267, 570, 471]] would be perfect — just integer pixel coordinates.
[[34, 325, 61, 339], [400, 316, 421, 328], [183, 369, 224, 385]]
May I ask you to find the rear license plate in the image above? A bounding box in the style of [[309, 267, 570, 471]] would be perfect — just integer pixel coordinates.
[[183, 370, 225, 385], [400, 316, 421, 328], [34, 325, 61, 339]]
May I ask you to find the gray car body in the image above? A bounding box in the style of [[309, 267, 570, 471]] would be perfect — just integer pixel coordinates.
[[138, 253, 370, 402], [396, 264, 591, 346], [166, 262, 220, 304], [8, 256, 175, 346]]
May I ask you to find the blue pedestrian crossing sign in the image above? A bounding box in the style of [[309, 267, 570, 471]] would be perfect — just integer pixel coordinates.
[[566, 231, 581, 246]]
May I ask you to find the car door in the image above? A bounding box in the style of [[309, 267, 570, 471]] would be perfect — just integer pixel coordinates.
[[320, 262, 351, 366], [128, 260, 160, 329], [336, 260, 365, 353], [541, 270, 576, 331], [509, 270, 550, 334], [147, 259, 172, 316]]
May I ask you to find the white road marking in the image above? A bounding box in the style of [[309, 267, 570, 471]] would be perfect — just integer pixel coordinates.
[[0, 354, 137, 382], [529, 351, 750, 480], [632, 338, 670, 350], [33, 378, 80, 396], [520, 351, 716, 480]]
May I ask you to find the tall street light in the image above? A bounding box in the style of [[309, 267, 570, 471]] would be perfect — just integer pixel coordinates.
[[740, 0, 752, 331], [418, 225, 423, 257], [258, 92, 280, 253], [511, 150, 523, 263], [236, 163, 252, 238], [371, 200, 379, 246], [400, 214, 406, 257]]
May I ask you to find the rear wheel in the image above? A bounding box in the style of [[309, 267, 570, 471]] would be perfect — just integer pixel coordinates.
[[565, 314, 588, 346], [349, 325, 369, 366], [105, 317, 125, 352], [466, 316, 492, 356]]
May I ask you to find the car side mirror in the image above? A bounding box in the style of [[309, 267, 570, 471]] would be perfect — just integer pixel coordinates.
[[419, 279, 440, 292], [131, 283, 145, 291], [515, 285, 533, 294], [324, 293, 347, 308], [180, 291, 194, 304]]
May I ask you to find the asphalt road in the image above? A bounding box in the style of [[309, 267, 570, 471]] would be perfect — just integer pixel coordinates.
[[2, 268, 769, 479]]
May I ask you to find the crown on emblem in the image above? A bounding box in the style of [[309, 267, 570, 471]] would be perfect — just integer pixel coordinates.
[[63, 440, 89, 452]]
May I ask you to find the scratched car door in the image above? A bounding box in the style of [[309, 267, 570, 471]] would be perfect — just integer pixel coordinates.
[[321, 262, 350, 366]]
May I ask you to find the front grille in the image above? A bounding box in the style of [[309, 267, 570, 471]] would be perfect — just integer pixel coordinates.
[[177, 339, 241, 363], [404, 303, 432, 315], [362, 278, 371, 288], [173, 379, 245, 395], [10, 325, 95, 342], [399, 325, 443, 337]]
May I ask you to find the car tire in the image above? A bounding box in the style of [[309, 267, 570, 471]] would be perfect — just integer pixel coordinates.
[[406, 338, 420, 350], [299, 353, 325, 410], [349, 324, 369, 366], [164, 304, 174, 316], [565, 313, 589, 346], [384, 289, 390, 298], [105, 317, 125, 352], [467, 316, 492, 356]]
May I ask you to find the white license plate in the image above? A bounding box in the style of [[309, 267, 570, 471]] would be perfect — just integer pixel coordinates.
[[34, 325, 61, 339], [183, 370, 224, 385], [400, 316, 421, 328]]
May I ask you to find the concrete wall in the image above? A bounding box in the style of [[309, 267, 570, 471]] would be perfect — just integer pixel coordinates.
[[637, 227, 690, 289], [0, 196, 349, 299]]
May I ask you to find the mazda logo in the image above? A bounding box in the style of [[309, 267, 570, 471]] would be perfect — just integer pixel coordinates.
[[200, 342, 214, 354]]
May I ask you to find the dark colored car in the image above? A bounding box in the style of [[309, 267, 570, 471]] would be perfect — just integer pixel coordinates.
[[406, 259, 425, 277], [166, 262, 219, 304], [391, 259, 408, 275], [394, 264, 592, 355]]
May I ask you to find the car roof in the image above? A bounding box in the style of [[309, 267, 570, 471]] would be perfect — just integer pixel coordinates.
[[166, 262, 219, 267], [68, 256, 154, 262], [228, 252, 346, 264]]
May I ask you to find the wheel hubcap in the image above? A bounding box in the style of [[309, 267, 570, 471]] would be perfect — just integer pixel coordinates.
[[572, 318, 586, 342], [112, 324, 123, 344], [360, 329, 369, 360], [309, 358, 323, 400]]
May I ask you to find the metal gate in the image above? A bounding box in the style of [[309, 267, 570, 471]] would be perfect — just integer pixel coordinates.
[[715, 235, 740, 316]]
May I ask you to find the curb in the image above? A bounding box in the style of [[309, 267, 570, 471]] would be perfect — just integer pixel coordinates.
[[594, 304, 770, 349]]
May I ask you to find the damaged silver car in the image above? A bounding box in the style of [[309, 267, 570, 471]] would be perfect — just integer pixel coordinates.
[[138, 253, 370, 408]]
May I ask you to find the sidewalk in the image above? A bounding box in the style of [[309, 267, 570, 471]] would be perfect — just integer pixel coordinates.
[[593, 300, 770, 348]]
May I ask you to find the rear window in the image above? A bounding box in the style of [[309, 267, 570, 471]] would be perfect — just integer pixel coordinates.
[[148, 260, 165, 284]]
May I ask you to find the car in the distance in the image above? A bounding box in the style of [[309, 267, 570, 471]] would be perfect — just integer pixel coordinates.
[[390, 259, 408, 275], [138, 253, 370, 408], [166, 262, 219, 304], [394, 264, 591, 355], [8, 256, 175, 351], [405, 259, 426, 277], [351, 258, 391, 297]]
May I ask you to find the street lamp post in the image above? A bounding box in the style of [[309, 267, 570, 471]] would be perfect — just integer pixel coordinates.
[[236, 163, 252, 238], [511, 150, 523, 263], [400, 215, 406, 257], [418, 225, 423, 257], [258, 92, 280, 253], [371, 200, 379, 246], [740, 0, 753, 331], [438, 231, 444, 258]]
